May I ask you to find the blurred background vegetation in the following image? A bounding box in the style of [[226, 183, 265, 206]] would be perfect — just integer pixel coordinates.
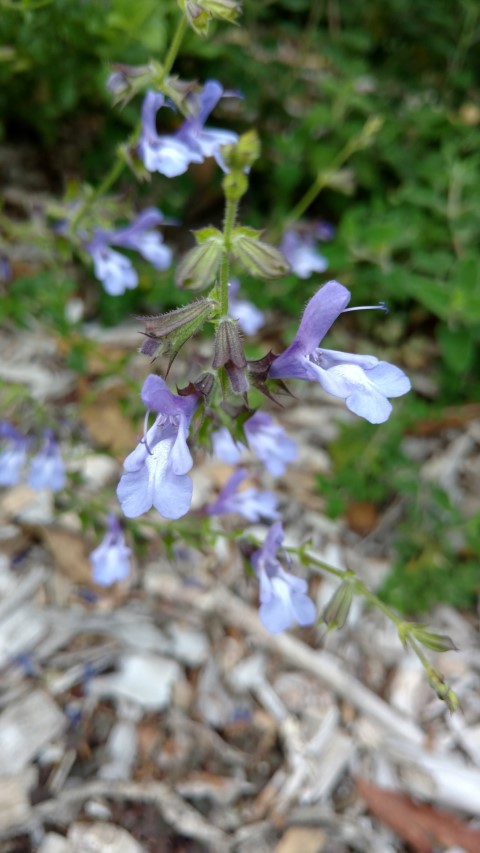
[[1, 0, 479, 613]]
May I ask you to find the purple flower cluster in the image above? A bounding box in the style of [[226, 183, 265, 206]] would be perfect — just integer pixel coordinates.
[[205, 468, 279, 522], [212, 411, 297, 477], [138, 81, 238, 178], [251, 522, 316, 633], [117, 375, 198, 520], [269, 281, 411, 424], [86, 208, 173, 296], [90, 513, 132, 587], [0, 424, 65, 491]]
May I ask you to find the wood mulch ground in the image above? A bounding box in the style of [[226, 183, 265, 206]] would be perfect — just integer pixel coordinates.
[[0, 318, 479, 853]]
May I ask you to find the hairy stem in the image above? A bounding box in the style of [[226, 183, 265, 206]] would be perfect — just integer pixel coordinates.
[[219, 194, 239, 315]]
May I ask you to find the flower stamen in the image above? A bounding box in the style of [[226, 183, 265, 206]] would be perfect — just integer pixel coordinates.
[[343, 301, 389, 314]]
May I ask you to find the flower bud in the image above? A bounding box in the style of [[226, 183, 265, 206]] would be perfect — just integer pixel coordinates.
[[225, 364, 249, 394], [193, 372, 215, 399], [232, 228, 290, 279], [138, 300, 216, 340], [106, 71, 129, 96], [427, 669, 460, 713], [138, 299, 217, 370], [179, 0, 210, 34], [323, 580, 354, 631], [176, 230, 224, 290], [222, 131, 260, 173], [201, 0, 242, 23], [213, 318, 246, 370], [213, 318, 248, 394], [412, 625, 458, 653], [106, 63, 151, 106], [222, 170, 249, 202], [357, 115, 384, 147], [179, 0, 241, 33], [321, 168, 356, 195]]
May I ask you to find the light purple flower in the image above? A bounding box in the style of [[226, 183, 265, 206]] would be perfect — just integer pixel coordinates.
[[138, 82, 238, 177], [229, 279, 265, 335], [117, 375, 198, 520], [106, 208, 173, 271], [87, 241, 138, 296], [86, 207, 173, 296], [244, 412, 297, 477], [314, 221, 335, 241], [280, 229, 328, 279], [205, 468, 279, 522], [212, 413, 297, 477], [0, 422, 28, 487], [269, 280, 411, 424], [28, 430, 66, 491], [90, 513, 132, 586], [211, 427, 243, 465], [138, 90, 203, 177], [0, 258, 12, 284], [178, 81, 238, 172], [251, 522, 316, 633]]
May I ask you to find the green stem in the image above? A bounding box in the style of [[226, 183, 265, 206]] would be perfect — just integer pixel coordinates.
[[355, 580, 403, 628], [91, 156, 126, 204], [70, 148, 128, 233], [162, 14, 188, 79], [300, 551, 349, 581], [306, 554, 447, 678], [287, 136, 357, 225], [406, 634, 433, 672], [219, 194, 239, 315]]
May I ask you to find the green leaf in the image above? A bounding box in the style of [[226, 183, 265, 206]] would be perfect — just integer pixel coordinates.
[[438, 325, 475, 373]]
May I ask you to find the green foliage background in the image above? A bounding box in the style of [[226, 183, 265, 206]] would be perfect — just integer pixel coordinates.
[[1, 0, 479, 612]]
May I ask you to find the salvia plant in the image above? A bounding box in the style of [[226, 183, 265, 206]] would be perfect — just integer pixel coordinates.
[[0, 0, 461, 712]]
